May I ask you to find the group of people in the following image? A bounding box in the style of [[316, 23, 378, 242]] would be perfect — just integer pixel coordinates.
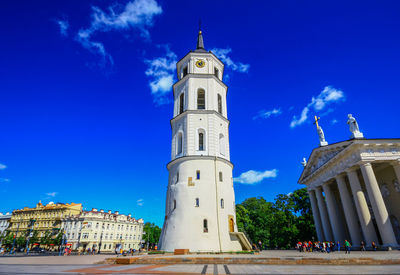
[[296, 240, 352, 253]]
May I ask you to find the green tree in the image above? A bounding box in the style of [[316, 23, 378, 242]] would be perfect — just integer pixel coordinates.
[[235, 188, 316, 249], [143, 222, 161, 247]]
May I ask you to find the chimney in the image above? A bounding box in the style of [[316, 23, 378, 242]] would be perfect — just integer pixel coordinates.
[[92, 208, 97, 212], [128, 214, 131, 218], [114, 211, 119, 215], [100, 209, 104, 213], [108, 210, 112, 214]]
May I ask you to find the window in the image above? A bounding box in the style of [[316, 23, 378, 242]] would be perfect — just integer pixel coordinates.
[[173, 200, 176, 210], [217, 94, 223, 114], [219, 134, 225, 156], [219, 172, 223, 182], [96, 223, 99, 229], [199, 133, 204, 151], [221, 199, 224, 209], [179, 93, 184, 114], [94, 233, 97, 239], [214, 67, 219, 78], [197, 89, 205, 110], [177, 132, 183, 155], [196, 170, 200, 180], [104, 244, 107, 249], [203, 219, 208, 233], [182, 66, 188, 78], [195, 198, 199, 207], [109, 244, 112, 249]]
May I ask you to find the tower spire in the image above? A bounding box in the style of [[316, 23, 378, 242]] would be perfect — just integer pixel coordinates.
[[196, 21, 204, 50]]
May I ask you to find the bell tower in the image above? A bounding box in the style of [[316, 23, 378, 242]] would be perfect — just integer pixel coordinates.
[[158, 29, 248, 252]]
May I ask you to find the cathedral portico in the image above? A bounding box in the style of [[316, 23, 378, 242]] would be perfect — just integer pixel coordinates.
[[299, 132, 400, 248]]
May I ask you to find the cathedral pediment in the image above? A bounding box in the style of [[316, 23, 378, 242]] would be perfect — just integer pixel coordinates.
[[299, 140, 352, 183]]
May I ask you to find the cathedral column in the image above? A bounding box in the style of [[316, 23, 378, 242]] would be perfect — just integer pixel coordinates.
[[392, 161, 400, 184], [322, 182, 346, 242], [347, 168, 378, 246], [308, 189, 324, 241], [336, 174, 362, 246], [360, 162, 398, 246], [315, 187, 333, 241]]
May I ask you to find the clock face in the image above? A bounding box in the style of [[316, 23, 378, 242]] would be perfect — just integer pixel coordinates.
[[195, 59, 206, 68]]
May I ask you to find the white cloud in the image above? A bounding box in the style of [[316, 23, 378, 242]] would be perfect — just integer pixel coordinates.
[[331, 119, 338, 125], [76, 0, 162, 66], [211, 48, 249, 73], [46, 192, 57, 197], [0, 178, 10, 183], [253, 108, 282, 120], [290, 86, 345, 128], [233, 169, 278, 184], [0, 163, 6, 170], [145, 45, 177, 105], [137, 199, 144, 206], [56, 20, 69, 36]]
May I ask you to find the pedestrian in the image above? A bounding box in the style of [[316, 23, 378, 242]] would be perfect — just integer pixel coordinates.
[[372, 241, 377, 251], [360, 241, 366, 251], [344, 240, 351, 254], [337, 241, 340, 252]]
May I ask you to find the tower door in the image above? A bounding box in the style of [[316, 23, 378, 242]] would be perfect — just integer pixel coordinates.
[[228, 216, 234, 233]]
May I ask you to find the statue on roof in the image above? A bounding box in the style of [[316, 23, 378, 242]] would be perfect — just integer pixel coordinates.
[[347, 114, 364, 139], [314, 116, 328, 146], [301, 158, 307, 167]]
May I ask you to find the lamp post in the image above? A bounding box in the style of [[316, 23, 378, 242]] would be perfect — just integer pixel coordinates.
[[25, 219, 36, 255], [10, 223, 20, 254]]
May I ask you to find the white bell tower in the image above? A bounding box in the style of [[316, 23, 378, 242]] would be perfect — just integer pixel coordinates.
[[158, 30, 248, 252]]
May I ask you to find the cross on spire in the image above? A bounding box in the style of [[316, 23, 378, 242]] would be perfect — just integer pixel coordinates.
[[313, 115, 321, 129], [196, 21, 204, 50]]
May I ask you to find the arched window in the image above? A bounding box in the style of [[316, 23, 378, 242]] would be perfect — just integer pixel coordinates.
[[219, 134, 225, 156], [177, 132, 183, 155], [203, 219, 208, 233], [179, 93, 184, 114], [218, 94, 222, 114], [182, 66, 188, 78], [173, 200, 176, 210], [220, 198, 224, 209], [199, 132, 204, 151], [197, 89, 205, 110], [214, 67, 219, 78], [219, 172, 223, 182], [195, 198, 199, 207]]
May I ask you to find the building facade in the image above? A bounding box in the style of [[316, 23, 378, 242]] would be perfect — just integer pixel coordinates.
[[158, 30, 250, 252], [9, 201, 82, 238], [0, 212, 11, 239], [299, 138, 400, 248], [62, 209, 144, 252]]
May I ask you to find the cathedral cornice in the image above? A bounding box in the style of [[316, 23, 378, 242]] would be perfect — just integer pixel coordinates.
[[167, 155, 234, 170], [173, 73, 228, 92], [170, 110, 230, 127]]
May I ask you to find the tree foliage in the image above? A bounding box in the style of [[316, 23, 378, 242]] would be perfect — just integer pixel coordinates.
[[144, 222, 161, 245], [236, 188, 316, 249]]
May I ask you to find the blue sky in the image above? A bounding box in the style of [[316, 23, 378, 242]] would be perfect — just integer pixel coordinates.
[[1, 0, 400, 226]]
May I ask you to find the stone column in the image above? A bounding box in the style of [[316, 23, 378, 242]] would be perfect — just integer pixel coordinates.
[[308, 189, 324, 241], [360, 162, 398, 246], [347, 169, 378, 246], [336, 174, 362, 246], [392, 161, 400, 184], [315, 187, 333, 241], [323, 182, 347, 242]]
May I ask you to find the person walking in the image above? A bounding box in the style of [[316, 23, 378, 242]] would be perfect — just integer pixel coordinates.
[[372, 241, 377, 251], [337, 241, 341, 252], [360, 241, 366, 251], [344, 240, 351, 254]]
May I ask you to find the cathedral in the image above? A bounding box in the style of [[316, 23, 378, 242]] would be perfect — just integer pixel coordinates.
[[299, 116, 400, 248], [158, 30, 251, 252]]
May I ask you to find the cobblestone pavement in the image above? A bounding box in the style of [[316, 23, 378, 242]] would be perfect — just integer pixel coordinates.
[[1, 263, 400, 274]]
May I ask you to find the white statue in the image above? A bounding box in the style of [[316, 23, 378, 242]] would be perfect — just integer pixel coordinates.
[[347, 114, 364, 139], [393, 179, 400, 193], [314, 116, 328, 146], [380, 184, 390, 198], [301, 158, 307, 167]]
